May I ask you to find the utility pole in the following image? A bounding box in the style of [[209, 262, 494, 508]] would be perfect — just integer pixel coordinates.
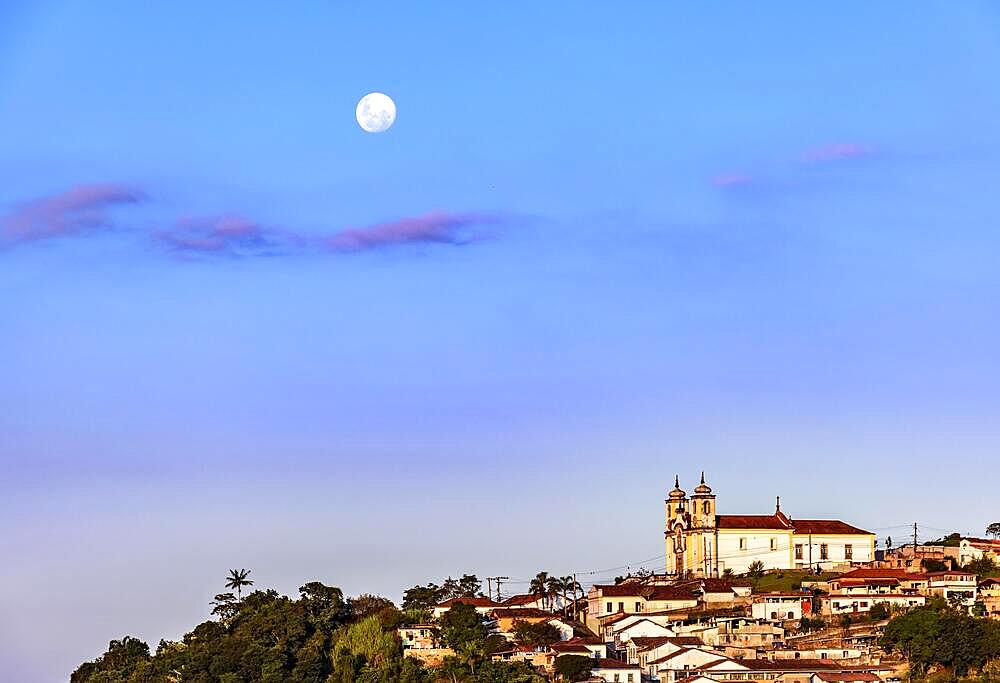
[[572, 572, 579, 620], [492, 576, 509, 602], [913, 522, 919, 558], [486, 577, 493, 602]]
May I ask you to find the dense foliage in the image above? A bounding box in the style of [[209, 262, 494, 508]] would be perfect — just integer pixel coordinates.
[[881, 600, 1000, 676], [71, 577, 538, 683], [552, 654, 592, 681], [510, 620, 562, 648]]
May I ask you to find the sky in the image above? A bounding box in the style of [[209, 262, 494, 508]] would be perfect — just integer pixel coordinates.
[[2, 1, 1000, 680]]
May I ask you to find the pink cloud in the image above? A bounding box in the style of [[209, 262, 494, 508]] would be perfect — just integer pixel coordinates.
[[326, 211, 499, 252], [154, 215, 289, 257], [712, 173, 753, 188], [0, 183, 146, 247], [802, 143, 872, 163]]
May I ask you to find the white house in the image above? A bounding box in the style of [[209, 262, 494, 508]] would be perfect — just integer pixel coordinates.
[[650, 647, 727, 683], [752, 593, 808, 622], [926, 571, 978, 607], [590, 658, 643, 683]]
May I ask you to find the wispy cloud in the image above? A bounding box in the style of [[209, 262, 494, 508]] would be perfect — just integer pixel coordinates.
[[802, 142, 872, 163], [0, 184, 146, 247], [712, 173, 753, 188], [154, 215, 295, 258], [325, 212, 500, 253]]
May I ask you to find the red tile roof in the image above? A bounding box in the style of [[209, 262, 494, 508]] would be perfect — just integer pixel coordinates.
[[837, 569, 927, 581], [813, 673, 882, 682], [714, 515, 871, 535], [791, 519, 872, 535], [500, 594, 540, 606], [494, 607, 553, 619], [591, 584, 697, 601], [593, 658, 639, 669], [704, 658, 842, 672], [717, 514, 792, 530]]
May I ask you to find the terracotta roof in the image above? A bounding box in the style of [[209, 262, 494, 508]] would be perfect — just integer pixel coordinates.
[[591, 584, 698, 601], [435, 597, 500, 608], [837, 569, 927, 581], [500, 594, 540, 606], [629, 636, 675, 649], [717, 514, 792, 530], [593, 658, 639, 669], [549, 642, 590, 653], [926, 570, 975, 577], [667, 636, 705, 646], [494, 608, 553, 619], [593, 584, 645, 597], [563, 636, 603, 645], [791, 519, 873, 535], [703, 578, 751, 591], [705, 659, 842, 672], [813, 673, 881, 682]]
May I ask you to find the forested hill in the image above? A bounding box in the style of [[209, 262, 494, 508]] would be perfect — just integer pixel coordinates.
[[70, 574, 546, 683]]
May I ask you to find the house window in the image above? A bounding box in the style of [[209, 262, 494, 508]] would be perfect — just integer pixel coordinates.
[[628, 676, 635, 683], [795, 544, 803, 560], [740, 538, 747, 550], [845, 544, 853, 560], [618, 601, 624, 612], [606, 602, 613, 613], [787, 611, 794, 619], [614, 675, 620, 682], [635, 601, 642, 612], [771, 611, 778, 619], [861, 602, 868, 608], [820, 544, 829, 560], [770, 538, 777, 551]]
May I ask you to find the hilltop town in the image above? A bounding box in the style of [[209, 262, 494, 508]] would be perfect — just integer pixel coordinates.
[[72, 476, 1000, 683]]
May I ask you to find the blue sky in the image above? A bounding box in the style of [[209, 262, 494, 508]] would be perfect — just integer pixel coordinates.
[[2, 2, 1000, 680]]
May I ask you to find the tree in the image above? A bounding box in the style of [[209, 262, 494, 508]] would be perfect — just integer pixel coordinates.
[[511, 619, 562, 648], [529, 572, 550, 608], [70, 636, 151, 683], [403, 583, 444, 612], [225, 568, 254, 600], [881, 603, 1000, 676], [350, 593, 397, 622], [966, 555, 1000, 578], [722, 568, 734, 579], [746, 560, 766, 585], [438, 602, 495, 673], [211, 592, 239, 622], [441, 574, 482, 601], [988, 522, 1000, 539], [554, 654, 594, 681], [868, 602, 890, 621], [922, 559, 948, 573], [558, 576, 582, 617], [546, 576, 563, 610]]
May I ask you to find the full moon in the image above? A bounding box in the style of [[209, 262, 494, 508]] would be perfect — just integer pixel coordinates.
[[356, 92, 396, 133]]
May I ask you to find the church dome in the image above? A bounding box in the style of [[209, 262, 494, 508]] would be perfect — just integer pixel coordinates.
[[693, 471, 712, 495], [668, 475, 686, 500]]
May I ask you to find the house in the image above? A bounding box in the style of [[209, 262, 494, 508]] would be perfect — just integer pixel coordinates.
[[398, 624, 438, 650], [752, 593, 810, 622], [710, 618, 784, 649], [665, 474, 875, 576], [978, 578, 1000, 618], [491, 608, 575, 641], [589, 583, 700, 620], [626, 636, 704, 668], [926, 570, 978, 607], [959, 537, 1000, 566], [821, 569, 927, 616], [697, 657, 856, 683], [810, 673, 882, 683], [552, 636, 608, 659], [589, 657, 643, 682], [431, 596, 501, 619], [650, 646, 727, 683]]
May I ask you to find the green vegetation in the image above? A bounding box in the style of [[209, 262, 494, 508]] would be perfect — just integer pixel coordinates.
[[881, 598, 1000, 677], [988, 523, 1000, 540], [510, 620, 562, 648], [71, 572, 542, 683], [966, 556, 1000, 579], [552, 654, 593, 682], [402, 574, 483, 612], [753, 570, 838, 592]]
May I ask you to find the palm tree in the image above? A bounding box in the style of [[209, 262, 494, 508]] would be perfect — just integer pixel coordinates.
[[225, 568, 254, 600], [529, 571, 549, 608], [546, 576, 562, 611], [558, 575, 582, 618]]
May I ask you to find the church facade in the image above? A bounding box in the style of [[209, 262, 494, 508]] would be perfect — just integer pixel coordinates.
[[664, 474, 875, 577]]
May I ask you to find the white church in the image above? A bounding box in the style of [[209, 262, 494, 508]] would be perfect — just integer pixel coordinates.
[[664, 473, 875, 577]]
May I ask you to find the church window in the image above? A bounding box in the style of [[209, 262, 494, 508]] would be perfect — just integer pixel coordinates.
[[795, 544, 803, 560], [845, 544, 853, 559], [820, 544, 829, 560], [770, 538, 776, 551], [703, 501, 711, 514], [618, 601, 624, 612], [739, 538, 747, 550], [606, 602, 613, 613]]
